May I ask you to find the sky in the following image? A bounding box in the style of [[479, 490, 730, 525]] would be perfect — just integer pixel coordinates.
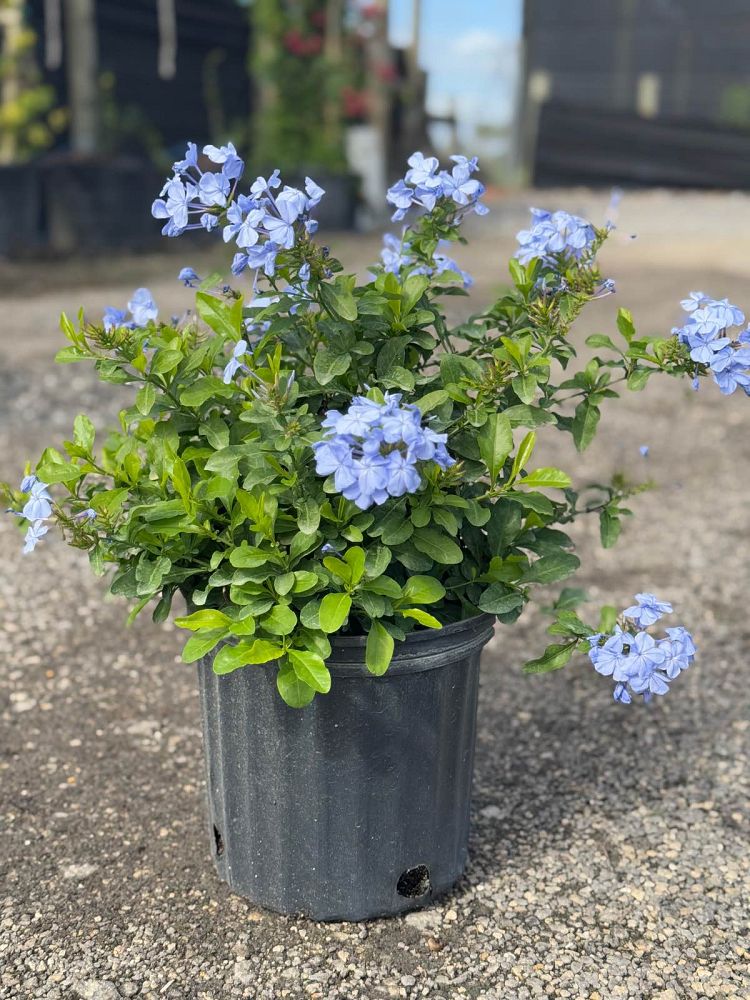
[[387, 0, 523, 162]]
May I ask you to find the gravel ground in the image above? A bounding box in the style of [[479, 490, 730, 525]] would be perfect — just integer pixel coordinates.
[[1, 189, 749, 999]]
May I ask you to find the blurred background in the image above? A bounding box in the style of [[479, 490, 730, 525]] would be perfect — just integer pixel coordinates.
[[3, 0, 750, 257]]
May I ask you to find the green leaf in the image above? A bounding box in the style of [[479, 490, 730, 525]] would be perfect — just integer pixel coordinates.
[[73, 414, 95, 452], [400, 575, 446, 605], [361, 575, 402, 599], [196, 291, 243, 340], [297, 498, 320, 534], [204, 446, 246, 479], [572, 400, 600, 452], [171, 457, 192, 506], [135, 383, 157, 415], [553, 587, 588, 612], [181, 630, 226, 663], [440, 353, 483, 387], [229, 543, 269, 569], [276, 659, 316, 708], [364, 545, 392, 579], [412, 528, 463, 565], [477, 412, 513, 482], [627, 368, 652, 392], [174, 609, 231, 631], [521, 552, 580, 585], [519, 467, 572, 490], [275, 572, 296, 596], [288, 649, 331, 693], [586, 333, 619, 352], [343, 546, 366, 585], [599, 605, 618, 632], [135, 555, 171, 596], [180, 377, 235, 407], [599, 508, 622, 548], [261, 605, 298, 636], [400, 608, 442, 629], [213, 639, 283, 675], [321, 277, 358, 321], [548, 611, 591, 638], [55, 346, 89, 363], [319, 593, 352, 633], [512, 372, 538, 404], [416, 389, 450, 414], [150, 348, 183, 376], [616, 307, 636, 342], [478, 585, 525, 615], [365, 621, 394, 676], [292, 570, 319, 593], [313, 348, 352, 385], [510, 431, 536, 481], [523, 642, 575, 674]]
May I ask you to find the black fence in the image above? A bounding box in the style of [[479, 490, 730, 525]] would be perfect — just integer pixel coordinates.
[[533, 101, 750, 189]]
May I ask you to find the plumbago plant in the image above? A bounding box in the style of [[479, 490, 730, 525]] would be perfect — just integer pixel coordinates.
[[5, 145, 721, 708]]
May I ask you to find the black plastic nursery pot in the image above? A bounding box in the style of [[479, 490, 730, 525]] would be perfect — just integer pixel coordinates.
[[197, 613, 495, 921]]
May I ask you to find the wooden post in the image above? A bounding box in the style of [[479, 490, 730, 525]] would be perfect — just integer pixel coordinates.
[[64, 0, 99, 155]]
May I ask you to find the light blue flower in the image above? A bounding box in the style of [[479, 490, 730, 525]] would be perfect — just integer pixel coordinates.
[[680, 291, 709, 313], [103, 306, 128, 331], [639, 445, 649, 457], [178, 267, 201, 287], [405, 151, 440, 186], [305, 176, 325, 207], [516, 208, 596, 266], [685, 329, 731, 365], [22, 479, 53, 521], [222, 340, 248, 383], [712, 354, 750, 395], [23, 520, 48, 554], [20, 474, 38, 493], [173, 142, 199, 172], [74, 508, 97, 523], [223, 198, 265, 248], [263, 187, 305, 249], [249, 170, 281, 199], [624, 630, 667, 677], [151, 176, 196, 235], [623, 593, 673, 627], [198, 170, 230, 208], [386, 179, 416, 222], [588, 629, 630, 680], [128, 288, 158, 327]]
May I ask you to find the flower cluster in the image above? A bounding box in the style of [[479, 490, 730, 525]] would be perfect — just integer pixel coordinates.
[[515, 208, 596, 266], [151, 143, 325, 284], [151, 142, 244, 237], [103, 288, 158, 331], [386, 152, 488, 223], [7, 474, 96, 554], [227, 173, 324, 280], [380, 234, 473, 287], [587, 594, 696, 704], [313, 394, 454, 510], [674, 292, 750, 395]]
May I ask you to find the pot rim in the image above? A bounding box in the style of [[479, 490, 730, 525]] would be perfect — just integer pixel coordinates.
[[324, 612, 496, 676]]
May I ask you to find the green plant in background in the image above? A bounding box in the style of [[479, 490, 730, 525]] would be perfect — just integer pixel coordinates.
[[0, 4, 66, 162], [4, 144, 712, 708], [249, 0, 350, 173]]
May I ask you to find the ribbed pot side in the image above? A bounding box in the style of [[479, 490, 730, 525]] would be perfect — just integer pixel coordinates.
[[197, 614, 495, 922]]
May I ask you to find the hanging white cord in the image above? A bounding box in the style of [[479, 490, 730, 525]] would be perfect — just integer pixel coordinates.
[[44, 0, 63, 70], [157, 0, 177, 80]]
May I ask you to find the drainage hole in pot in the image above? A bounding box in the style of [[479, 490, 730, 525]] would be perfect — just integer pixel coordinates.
[[397, 865, 431, 898], [213, 824, 224, 858]]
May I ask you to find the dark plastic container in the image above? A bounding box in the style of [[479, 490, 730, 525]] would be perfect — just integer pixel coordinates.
[[197, 614, 495, 921]]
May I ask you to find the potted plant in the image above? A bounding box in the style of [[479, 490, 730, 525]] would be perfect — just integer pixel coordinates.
[[8, 143, 737, 922]]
